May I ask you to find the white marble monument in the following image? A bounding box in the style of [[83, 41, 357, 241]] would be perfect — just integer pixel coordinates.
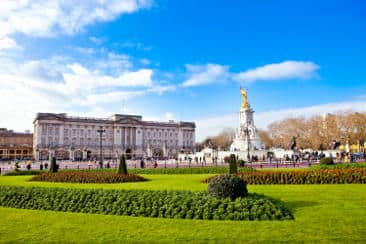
[[230, 88, 263, 153]]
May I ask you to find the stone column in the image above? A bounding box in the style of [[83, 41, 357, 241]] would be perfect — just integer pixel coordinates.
[[34, 150, 39, 161], [122, 127, 125, 149], [133, 127, 136, 149], [82, 150, 87, 160]]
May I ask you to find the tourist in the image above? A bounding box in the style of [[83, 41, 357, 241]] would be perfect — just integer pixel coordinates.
[[154, 161, 158, 168]]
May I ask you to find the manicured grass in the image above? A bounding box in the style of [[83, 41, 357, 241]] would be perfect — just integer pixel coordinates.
[[0, 174, 365, 242], [0, 174, 211, 191]]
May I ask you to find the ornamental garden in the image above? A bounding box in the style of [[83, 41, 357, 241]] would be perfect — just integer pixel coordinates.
[[0, 156, 365, 242]]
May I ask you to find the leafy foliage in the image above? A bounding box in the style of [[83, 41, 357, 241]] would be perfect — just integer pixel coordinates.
[[319, 157, 334, 165], [229, 154, 237, 174], [311, 162, 366, 170], [203, 168, 366, 184], [50, 157, 58, 173], [30, 172, 147, 183], [3, 170, 43, 176], [208, 174, 248, 200], [0, 186, 293, 221], [118, 155, 128, 174], [63, 166, 255, 175]]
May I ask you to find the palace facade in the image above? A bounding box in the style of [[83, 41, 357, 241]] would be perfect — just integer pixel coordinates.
[[0, 128, 33, 160], [33, 113, 195, 160]]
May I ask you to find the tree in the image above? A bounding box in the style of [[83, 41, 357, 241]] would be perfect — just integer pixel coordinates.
[[258, 130, 273, 148], [50, 156, 58, 173], [228, 154, 237, 174], [266, 111, 366, 150], [197, 128, 236, 151], [117, 154, 128, 174]]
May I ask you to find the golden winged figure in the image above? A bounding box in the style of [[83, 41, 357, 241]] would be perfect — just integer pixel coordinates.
[[240, 87, 248, 109]]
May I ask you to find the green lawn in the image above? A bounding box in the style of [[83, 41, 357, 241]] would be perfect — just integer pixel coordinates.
[[0, 175, 365, 242], [0, 174, 210, 191]]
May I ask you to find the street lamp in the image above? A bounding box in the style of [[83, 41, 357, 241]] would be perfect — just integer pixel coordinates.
[[97, 126, 106, 168]]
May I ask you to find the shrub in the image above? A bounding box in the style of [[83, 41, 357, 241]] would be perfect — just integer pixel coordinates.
[[4, 170, 42, 176], [118, 154, 128, 174], [229, 154, 237, 174], [237, 159, 246, 167], [311, 162, 366, 170], [208, 174, 248, 200], [202, 168, 366, 184], [30, 171, 147, 184], [0, 186, 293, 221], [320, 157, 334, 165], [50, 157, 58, 173], [63, 166, 255, 175]]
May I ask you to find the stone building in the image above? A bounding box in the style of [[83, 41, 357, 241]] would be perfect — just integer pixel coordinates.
[[33, 113, 195, 161], [0, 128, 33, 160]]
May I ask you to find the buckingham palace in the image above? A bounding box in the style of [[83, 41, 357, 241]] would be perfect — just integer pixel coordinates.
[[33, 113, 195, 161]]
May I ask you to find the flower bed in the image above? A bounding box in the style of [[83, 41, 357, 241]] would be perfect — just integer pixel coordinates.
[[30, 171, 147, 184], [202, 168, 366, 184], [0, 186, 293, 221]]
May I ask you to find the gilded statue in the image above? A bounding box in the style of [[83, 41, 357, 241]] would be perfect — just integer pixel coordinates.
[[240, 87, 248, 109]]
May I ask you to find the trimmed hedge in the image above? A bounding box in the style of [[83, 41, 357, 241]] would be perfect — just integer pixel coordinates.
[[3, 170, 43, 176], [202, 168, 366, 184], [208, 174, 248, 200], [127, 166, 254, 175], [310, 162, 366, 170], [0, 186, 293, 221], [30, 172, 147, 184], [319, 157, 334, 165]]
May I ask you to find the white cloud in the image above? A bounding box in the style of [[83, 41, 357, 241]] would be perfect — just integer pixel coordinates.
[[195, 99, 366, 141], [181, 63, 230, 87], [165, 112, 175, 121], [235, 61, 319, 83], [89, 36, 104, 45], [0, 55, 175, 133], [0, 0, 152, 40], [0, 37, 18, 49], [147, 84, 176, 94], [180, 61, 319, 87]]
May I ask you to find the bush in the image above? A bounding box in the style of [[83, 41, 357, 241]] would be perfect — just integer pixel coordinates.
[[30, 172, 147, 184], [311, 162, 366, 170], [237, 159, 246, 167], [118, 155, 128, 174], [4, 170, 42, 176], [320, 157, 334, 165], [229, 154, 237, 174], [202, 168, 366, 184], [0, 186, 293, 221], [208, 174, 248, 200], [63, 166, 255, 175], [50, 157, 58, 173]]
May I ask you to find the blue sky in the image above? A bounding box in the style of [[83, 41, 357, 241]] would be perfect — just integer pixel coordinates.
[[0, 0, 365, 140]]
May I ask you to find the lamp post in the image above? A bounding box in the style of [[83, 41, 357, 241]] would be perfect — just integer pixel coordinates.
[[97, 126, 106, 168]]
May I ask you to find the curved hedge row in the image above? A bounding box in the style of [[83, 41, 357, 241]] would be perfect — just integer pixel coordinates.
[[202, 168, 366, 184], [0, 186, 293, 221], [3, 170, 43, 176], [30, 172, 147, 184], [310, 162, 366, 170], [128, 166, 254, 174]]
